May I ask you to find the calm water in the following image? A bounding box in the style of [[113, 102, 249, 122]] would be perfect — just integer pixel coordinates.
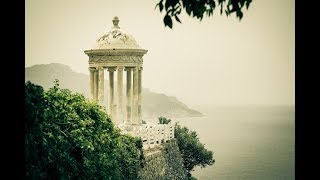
[[173, 105, 295, 180]]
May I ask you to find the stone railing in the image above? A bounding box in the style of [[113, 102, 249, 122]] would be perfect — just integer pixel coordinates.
[[118, 124, 175, 149]]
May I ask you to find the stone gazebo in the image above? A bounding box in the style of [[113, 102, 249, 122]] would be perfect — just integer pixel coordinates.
[[84, 17, 174, 149], [84, 16, 147, 125]]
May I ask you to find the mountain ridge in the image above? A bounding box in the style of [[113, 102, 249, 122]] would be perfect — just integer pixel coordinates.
[[25, 63, 203, 118]]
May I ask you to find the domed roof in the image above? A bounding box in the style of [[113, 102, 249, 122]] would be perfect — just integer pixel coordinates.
[[94, 16, 142, 49]]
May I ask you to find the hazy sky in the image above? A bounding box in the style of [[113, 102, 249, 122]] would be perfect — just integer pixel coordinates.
[[26, 0, 294, 106]]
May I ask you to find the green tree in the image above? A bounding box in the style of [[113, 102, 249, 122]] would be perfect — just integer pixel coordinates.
[[158, 116, 172, 124], [25, 80, 144, 179], [156, 117, 214, 178], [175, 123, 215, 178], [155, 0, 253, 28]]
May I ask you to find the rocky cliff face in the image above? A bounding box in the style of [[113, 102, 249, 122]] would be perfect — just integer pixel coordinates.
[[139, 140, 187, 179], [25, 63, 203, 118]]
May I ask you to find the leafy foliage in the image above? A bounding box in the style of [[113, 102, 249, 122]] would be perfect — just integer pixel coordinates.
[[155, 0, 253, 28], [25, 80, 144, 179], [162, 140, 188, 179], [156, 116, 214, 177], [158, 116, 172, 124], [174, 123, 215, 177]]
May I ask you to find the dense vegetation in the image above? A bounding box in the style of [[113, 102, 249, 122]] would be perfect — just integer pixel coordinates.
[[25, 80, 214, 179], [175, 123, 215, 177], [158, 117, 215, 178], [25, 80, 144, 179]]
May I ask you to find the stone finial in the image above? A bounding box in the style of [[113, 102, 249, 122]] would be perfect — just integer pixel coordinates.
[[112, 16, 120, 28]]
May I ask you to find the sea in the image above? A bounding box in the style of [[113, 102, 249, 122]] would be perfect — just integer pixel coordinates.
[[161, 105, 294, 180]]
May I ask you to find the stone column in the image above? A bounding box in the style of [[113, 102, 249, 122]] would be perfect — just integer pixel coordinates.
[[117, 66, 124, 124], [132, 66, 139, 125], [138, 67, 143, 124], [98, 66, 105, 106], [89, 67, 95, 100], [125, 67, 132, 124], [108, 67, 116, 122], [94, 68, 99, 101]]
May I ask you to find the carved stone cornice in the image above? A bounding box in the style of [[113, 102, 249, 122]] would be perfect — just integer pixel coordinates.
[[89, 55, 143, 63], [84, 49, 147, 56], [89, 62, 142, 68]]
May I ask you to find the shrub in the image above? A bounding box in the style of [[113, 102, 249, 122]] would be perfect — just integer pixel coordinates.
[[175, 123, 215, 177], [155, 116, 214, 178], [158, 116, 171, 124], [25, 80, 143, 179]]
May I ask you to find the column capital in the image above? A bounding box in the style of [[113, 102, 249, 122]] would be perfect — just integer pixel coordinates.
[[124, 67, 134, 71], [97, 66, 105, 70], [139, 66, 143, 70], [107, 67, 116, 72], [89, 67, 96, 71], [117, 66, 124, 71]]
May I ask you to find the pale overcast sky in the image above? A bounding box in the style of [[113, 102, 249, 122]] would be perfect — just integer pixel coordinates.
[[26, 0, 294, 106]]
